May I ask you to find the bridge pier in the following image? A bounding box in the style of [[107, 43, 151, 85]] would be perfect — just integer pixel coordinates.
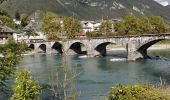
[[86, 43, 100, 57], [34, 43, 40, 53], [46, 42, 52, 54], [127, 40, 144, 61]]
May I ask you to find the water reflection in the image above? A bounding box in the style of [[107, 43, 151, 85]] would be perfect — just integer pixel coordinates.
[[18, 49, 170, 100]]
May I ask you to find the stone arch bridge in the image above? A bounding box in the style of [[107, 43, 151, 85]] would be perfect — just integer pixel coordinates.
[[28, 33, 170, 61]]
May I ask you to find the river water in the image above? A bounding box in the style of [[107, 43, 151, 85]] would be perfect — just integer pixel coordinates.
[[18, 49, 170, 100]]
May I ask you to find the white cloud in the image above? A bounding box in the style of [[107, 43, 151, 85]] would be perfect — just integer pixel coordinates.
[[154, 0, 170, 6]]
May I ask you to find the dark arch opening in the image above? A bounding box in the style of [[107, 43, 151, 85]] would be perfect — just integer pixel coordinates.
[[29, 44, 34, 50], [137, 39, 170, 58], [52, 42, 63, 54], [95, 42, 127, 57], [39, 44, 46, 53], [69, 42, 87, 54]]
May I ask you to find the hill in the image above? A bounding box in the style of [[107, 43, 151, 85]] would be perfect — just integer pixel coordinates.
[[1, 0, 170, 20], [166, 5, 170, 9]]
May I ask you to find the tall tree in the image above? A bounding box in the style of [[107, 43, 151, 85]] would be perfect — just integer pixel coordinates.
[[41, 12, 61, 40], [25, 27, 37, 38], [63, 16, 82, 39], [99, 19, 113, 36], [150, 16, 169, 33], [138, 17, 152, 34], [124, 13, 139, 35], [15, 11, 21, 21], [21, 14, 30, 27], [0, 37, 28, 89]]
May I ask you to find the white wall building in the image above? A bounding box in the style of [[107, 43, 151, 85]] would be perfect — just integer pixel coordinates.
[[81, 21, 101, 33]]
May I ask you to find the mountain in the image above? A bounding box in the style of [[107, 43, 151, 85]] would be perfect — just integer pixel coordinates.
[[166, 5, 170, 9], [1, 0, 170, 20]]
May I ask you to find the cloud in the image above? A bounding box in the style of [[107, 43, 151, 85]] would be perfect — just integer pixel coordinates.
[[154, 0, 170, 6]]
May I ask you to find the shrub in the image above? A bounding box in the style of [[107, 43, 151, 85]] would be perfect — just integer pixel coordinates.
[[108, 84, 168, 100]]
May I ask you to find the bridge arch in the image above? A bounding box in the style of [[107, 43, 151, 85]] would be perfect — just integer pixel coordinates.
[[51, 42, 63, 54], [28, 44, 35, 50], [137, 39, 169, 58], [69, 42, 87, 54], [95, 42, 127, 56], [39, 44, 46, 53]]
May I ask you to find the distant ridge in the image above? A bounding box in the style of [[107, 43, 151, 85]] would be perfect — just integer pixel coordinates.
[[1, 0, 170, 20]]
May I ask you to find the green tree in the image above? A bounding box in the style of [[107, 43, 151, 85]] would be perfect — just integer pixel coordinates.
[[0, 15, 15, 28], [124, 13, 139, 35], [114, 21, 126, 35], [25, 27, 37, 38], [150, 16, 169, 33], [63, 16, 82, 39], [0, 7, 9, 16], [21, 14, 30, 27], [11, 69, 41, 100], [0, 37, 28, 89], [138, 17, 152, 34], [15, 11, 21, 21], [99, 19, 113, 36], [41, 12, 61, 40]]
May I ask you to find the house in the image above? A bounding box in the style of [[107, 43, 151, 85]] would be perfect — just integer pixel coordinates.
[[81, 21, 101, 33], [0, 25, 19, 44]]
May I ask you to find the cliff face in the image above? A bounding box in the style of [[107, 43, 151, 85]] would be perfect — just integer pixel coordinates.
[[1, 0, 170, 20]]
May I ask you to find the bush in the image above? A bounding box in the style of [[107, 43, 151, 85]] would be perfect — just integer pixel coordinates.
[[108, 84, 168, 100], [11, 70, 41, 100], [86, 31, 102, 37]]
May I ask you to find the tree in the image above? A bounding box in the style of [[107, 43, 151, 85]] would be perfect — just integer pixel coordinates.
[[41, 12, 61, 40], [15, 11, 21, 21], [0, 7, 9, 17], [124, 13, 139, 35], [63, 16, 82, 39], [25, 27, 37, 38], [11, 69, 41, 100], [99, 19, 113, 36], [0, 15, 16, 28], [114, 21, 126, 35], [138, 17, 152, 34], [150, 16, 169, 33], [21, 14, 30, 27], [0, 37, 28, 89]]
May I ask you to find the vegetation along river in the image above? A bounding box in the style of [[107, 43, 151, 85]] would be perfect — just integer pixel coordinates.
[[18, 49, 170, 100]]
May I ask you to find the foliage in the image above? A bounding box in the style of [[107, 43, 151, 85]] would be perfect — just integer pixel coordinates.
[[41, 12, 61, 40], [0, 15, 16, 28], [25, 27, 37, 38], [0, 37, 28, 89], [11, 69, 41, 100], [0, 7, 9, 16], [108, 84, 168, 100], [137, 17, 152, 34], [86, 31, 102, 37], [150, 16, 169, 33], [99, 19, 113, 36], [21, 14, 30, 27], [15, 11, 20, 21], [115, 14, 170, 35], [63, 16, 82, 39], [114, 22, 126, 35]]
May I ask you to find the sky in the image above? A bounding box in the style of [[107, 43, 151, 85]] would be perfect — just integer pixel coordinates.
[[154, 0, 170, 6]]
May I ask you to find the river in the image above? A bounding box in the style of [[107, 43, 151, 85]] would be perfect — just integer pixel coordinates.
[[18, 49, 170, 100]]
